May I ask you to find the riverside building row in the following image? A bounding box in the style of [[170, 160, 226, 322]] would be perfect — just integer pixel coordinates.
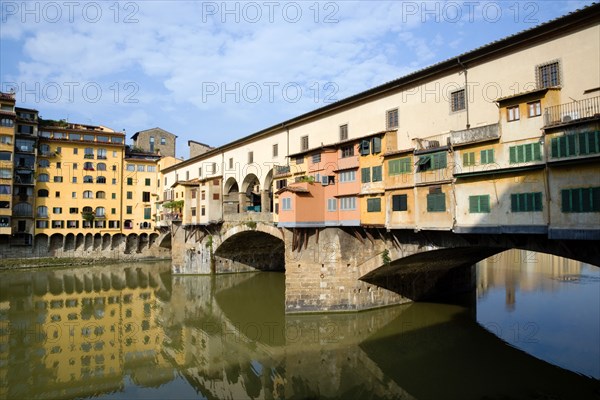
[[0, 92, 180, 250], [160, 4, 600, 241]]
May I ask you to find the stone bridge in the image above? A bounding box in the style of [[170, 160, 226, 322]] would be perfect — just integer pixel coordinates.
[[170, 216, 599, 313]]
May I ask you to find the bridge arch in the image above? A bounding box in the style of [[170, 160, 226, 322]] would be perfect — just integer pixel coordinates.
[[241, 173, 261, 210], [213, 223, 285, 272]]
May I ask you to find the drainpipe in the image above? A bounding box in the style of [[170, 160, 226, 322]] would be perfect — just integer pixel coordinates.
[[457, 57, 470, 130]]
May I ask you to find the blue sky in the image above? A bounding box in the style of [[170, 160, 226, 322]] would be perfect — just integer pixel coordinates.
[[0, 0, 594, 158]]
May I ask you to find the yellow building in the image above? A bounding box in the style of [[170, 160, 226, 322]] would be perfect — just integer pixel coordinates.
[[35, 122, 126, 235], [122, 149, 160, 233], [359, 131, 397, 227], [0, 93, 16, 237]]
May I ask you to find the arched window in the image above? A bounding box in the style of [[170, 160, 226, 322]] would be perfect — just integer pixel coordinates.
[[96, 176, 106, 184], [124, 220, 133, 229], [13, 202, 32, 216], [37, 205, 48, 217], [97, 163, 106, 171], [96, 191, 105, 199], [38, 159, 50, 168], [37, 189, 49, 197], [95, 207, 105, 217], [83, 190, 93, 199], [82, 206, 93, 213], [83, 162, 94, 171], [83, 176, 93, 183], [37, 173, 49, 182]]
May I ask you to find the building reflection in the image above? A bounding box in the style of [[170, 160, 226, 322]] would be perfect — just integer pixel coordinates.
[[476, 249, 586, 310], [0, 260, 597, 400], [0, 263, 173, 399]]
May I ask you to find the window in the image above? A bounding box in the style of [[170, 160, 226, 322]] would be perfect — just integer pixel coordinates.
[[144, 208, 151, 220], [469, 195, 490, 213], [96, 207, 105, 217], [312, 153, 321, 163], [537, 61, 560, 88], [341, 145, 354, 158], [388, 157, 411, 175], [145, 178, 151, 186], [361, 167, 371, 183], [281, 197, 292, 210], [69, 207, 79, 214], [0, 151, 11, 161], [248, 151, 254, 164], [528, 101, 541, 117], [367, 198, 381, 212], [511, 192, 543, 212], [463, 152, 475, 166], [38, 173, 49, 182], [295, 155, 304, 164], [52, 220, 64, 229], [97, 149, 107, 159], [111, 193, 116, 199], [417, 152, 447, 172], [427, 192, 446, 212], [480, 149, 495, 164], [126, 164, 135, 171], [372, 166, 382, 182], [301, 136, 309, 151], [509, 143, 542, 163], [72, 162, 78, 170], [137, 165, 145, 172], [127, 177, 133, 185], [84, 147, 94, 158], [96, 163, 106, 171], [96, 191, 105, 199], [228, 158, 234, 169], [83, 162, 94, 171], [147, 165, 156, 172], [55, 147, 61, 154], [83, 190, 93, 199], [372, 137, 382, 154], [386, 108, 398, 129], [0, 168, 10, 179], [36, 220, 48, 229], [37, 189, 48, 197], [0, 118, 13, 127], [142, 192, 150, 202], [83, 175, 93, 183], [450, 89, 466, 112], [186, 171, 189, 180], [126, 206, 132, 214], [340, 124, 348, 141], [273, 144, 278, 157], [37, 206, 48, 217], [213, 193, 220, 200], [507, 105, 520, 122], [53, 176, 63, 183], [561, 187, 600, 213], [71, 192, 76, 198], [112, 178, 117, 185], [73, 148, 78, 155], [327, 198, 337, 211], [392, 194, 408, 211], [111, 208, 116, 214], [67, 221, 78, 228], [127, 191, 132, 200], [340, 197, 356, 210], [38, 159, 49, 168], [160, 137, 166, 145], [551, 131, 599, 158], [360, 139, 370, 156]]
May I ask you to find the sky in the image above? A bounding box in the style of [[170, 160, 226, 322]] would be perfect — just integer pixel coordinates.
[[0, 0, 595, 158]]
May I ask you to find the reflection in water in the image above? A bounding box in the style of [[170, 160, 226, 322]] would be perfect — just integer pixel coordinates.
[[0, 254, 598, 400], [476, 249, 600, 380]]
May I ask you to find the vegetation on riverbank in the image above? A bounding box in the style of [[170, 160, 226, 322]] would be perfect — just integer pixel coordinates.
[[0, 257, 171, 270]]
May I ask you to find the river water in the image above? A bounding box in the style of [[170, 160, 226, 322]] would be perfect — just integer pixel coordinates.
[[0, 249, 598, 400]]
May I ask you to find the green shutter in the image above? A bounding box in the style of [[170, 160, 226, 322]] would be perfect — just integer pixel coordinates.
[[360, 140, 370, 156], [561, 189, 570, 212], [566, 135, 576, 157], [511, 193, 518, 211], [361, 168, 370, 183], [480, 149, 494, 164], [509, 147, 517, 164], [388, 160, 398, 175], [551, 138, 559, 158], [592, 187, 600, 212], [463, 152, 475, 166], [534, 192, 542, 211], [533, 143, 541, 160], [469, 196, 478, 213], [481, 195, 490, 213], [401, 158, 411, 173], [372, 137, 382, 154], [427, 193, 445, 212]]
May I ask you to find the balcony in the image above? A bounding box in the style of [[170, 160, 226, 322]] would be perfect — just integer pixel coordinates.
[[39, 151, 56, 158], [450, 123, 500, 147], [544, 96, 600, 127], [274, 165, 291, 177], [84, 154, 95, 159], [15, 145, 35, 153], [413, 133, 451, 153]]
